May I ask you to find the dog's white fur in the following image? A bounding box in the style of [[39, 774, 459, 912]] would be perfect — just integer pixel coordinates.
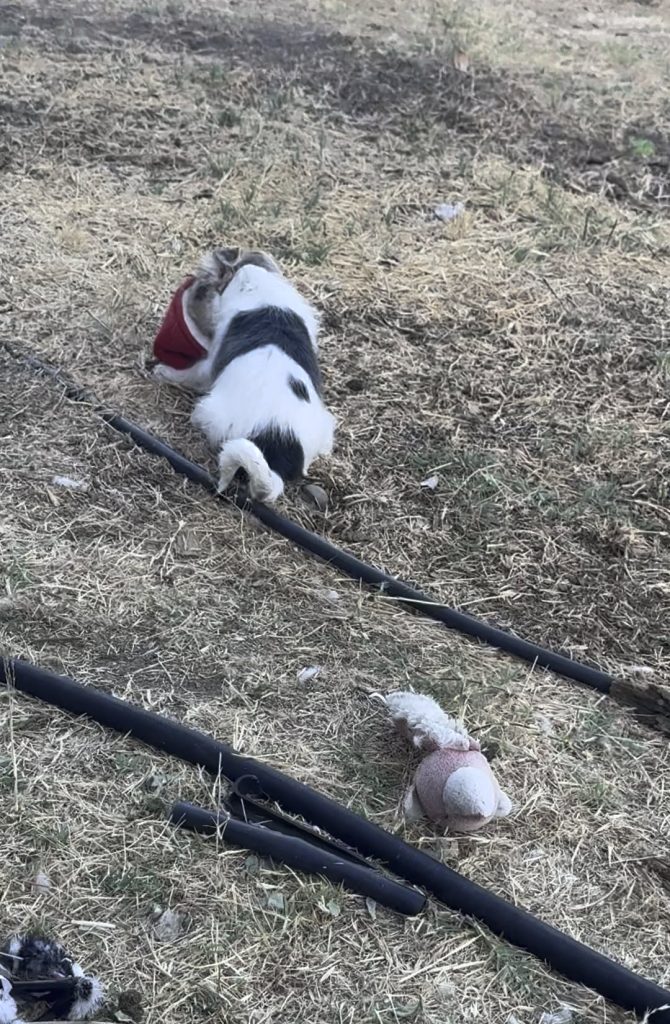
[[384, 691, 478, 752], [68, 962, 105, 1021], [154, 261, 335, 503], [0, 979, 21, 1024]]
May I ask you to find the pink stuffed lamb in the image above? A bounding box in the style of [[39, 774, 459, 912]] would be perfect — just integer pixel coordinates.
[[384, 691, 512, 832]]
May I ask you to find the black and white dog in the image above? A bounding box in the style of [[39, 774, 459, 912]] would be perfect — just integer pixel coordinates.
[[0, 933, 104, 1021], [153, 248, 335, 504]]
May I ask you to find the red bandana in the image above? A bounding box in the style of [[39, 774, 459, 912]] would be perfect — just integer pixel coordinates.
[[153, 277, 209, 369]]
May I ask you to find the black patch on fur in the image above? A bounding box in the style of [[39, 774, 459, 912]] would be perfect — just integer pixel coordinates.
[[2, 933, 74, 980], [212, 306, 322, 393], [289, 375, 310, 401], [250, 426, 305, 483], [217, 246, 240, 264]]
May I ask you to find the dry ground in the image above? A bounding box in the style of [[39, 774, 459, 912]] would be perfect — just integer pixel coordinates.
[[1, 0, 669, 1022]]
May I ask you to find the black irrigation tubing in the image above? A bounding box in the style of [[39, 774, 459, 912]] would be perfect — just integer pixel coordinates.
[[9, 980, 78, 997], [169, 802, 426, 916], [14, 350, 616, 698], [3, 657, 670, 1023]]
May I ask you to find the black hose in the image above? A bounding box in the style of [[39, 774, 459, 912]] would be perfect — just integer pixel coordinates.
[[16, 352, 614, 696], [3, 657, 669, 1022], [170, 802, 426, 915], [9, 980, 77, 996]]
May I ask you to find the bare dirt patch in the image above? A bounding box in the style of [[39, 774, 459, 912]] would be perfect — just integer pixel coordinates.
[[3, 2, 668, 206]]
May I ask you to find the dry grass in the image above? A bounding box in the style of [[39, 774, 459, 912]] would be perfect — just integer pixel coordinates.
[[1, 0, 669, 1021]]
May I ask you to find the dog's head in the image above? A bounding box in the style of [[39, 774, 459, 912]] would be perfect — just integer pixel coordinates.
[[197, 247, 281, 292], [183, 247, 280, 347], [152, 246, 282, 369]]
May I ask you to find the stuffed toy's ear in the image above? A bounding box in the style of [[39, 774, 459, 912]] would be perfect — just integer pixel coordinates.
[[495, 790, 513, 818], [402, 784, 425, 822]]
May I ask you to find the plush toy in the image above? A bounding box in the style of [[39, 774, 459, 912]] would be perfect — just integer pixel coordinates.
[[384, 691, 512, 832]]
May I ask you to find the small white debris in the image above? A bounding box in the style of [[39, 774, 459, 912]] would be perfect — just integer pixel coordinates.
[[244, 855, 261, 875], [318, 589, 340, 604], [365, 898, 377, 920], [393, 999, 421, 1018], [142, 773, 168, 796], [432, 978, 456, 1000], [539, 1005, 575, 1024], [266, 892, 285, 913], [434, 202, 465, 222], [297, 666, 322, 684], [535, 714, 555, 737], [33, 870, 52, 894], [420, 474, 439, 490], [52, 475, 88, 491], [151, 908, 188, 942]]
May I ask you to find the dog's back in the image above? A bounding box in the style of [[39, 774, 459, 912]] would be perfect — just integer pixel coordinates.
[[191, 263, 335, 503]]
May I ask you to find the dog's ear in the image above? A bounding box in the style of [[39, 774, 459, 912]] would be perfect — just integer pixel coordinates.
[[217, 246, 241, 264], [236, 249, 281, 274], [198, 248, 238, 293]]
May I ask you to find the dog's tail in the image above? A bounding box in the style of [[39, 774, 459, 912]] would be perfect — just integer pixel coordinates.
[[218, 439, 284, 503]]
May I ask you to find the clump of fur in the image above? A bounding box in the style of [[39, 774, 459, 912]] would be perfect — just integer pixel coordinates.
[[385, 690, 477, 752]]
